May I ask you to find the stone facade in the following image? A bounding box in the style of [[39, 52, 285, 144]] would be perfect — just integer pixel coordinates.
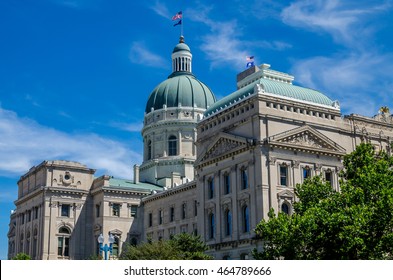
[[7, 39, 393, 260]]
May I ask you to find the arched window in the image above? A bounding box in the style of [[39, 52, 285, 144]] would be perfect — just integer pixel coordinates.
[[225, 210, 232, 236], [281, 203, 290, 215], [57, 227, 70, 257], [209, 213, 215, 239], [243, 206, 250, 233], [168, 135, 177, 156], [241, 167, 248, 189], [147, 140, 152, 160]]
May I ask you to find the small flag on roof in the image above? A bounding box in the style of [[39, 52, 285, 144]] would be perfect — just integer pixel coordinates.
[[172, 11, 183, 21], [246, 56, 255, 68]]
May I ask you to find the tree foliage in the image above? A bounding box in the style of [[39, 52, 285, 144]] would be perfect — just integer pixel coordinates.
[[11, 253, 31, 260], [120, 233, 213, 260], [253, 143, 393, 260]]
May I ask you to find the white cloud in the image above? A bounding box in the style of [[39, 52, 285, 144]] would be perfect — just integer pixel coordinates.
[[110, 121, 143, 133], [281, 0, 390, 47], [291, 52, 393, 116], [150, 1, 171, 19], [0, 106, 141, 179], [129, 41, 167, 69]]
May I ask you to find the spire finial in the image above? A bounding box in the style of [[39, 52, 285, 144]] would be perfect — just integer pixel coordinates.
[[179, 36, 185, 43]]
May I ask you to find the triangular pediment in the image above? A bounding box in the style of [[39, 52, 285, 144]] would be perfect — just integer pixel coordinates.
[[195, 132, 251, 166], [268, 125, 346, 156]]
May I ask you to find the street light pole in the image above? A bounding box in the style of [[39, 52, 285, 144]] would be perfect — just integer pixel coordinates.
[[97, 233, 115, 260]]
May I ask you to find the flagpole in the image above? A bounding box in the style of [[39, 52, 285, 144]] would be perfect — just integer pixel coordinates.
[[181, 12, 184, 37]]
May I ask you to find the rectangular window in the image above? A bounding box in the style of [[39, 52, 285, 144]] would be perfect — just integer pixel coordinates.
[[224, 173, 231, 194], [112, 203, 120, 217], [303, 167, 311, 180], [208, 179, 214, 199], [241, 168, 248, 189], [148, 213, 153, 227], [61, 204, 70, 217], [27, 210, 32, 222], [131, 205, 138, 217], [57, 237, 69, 257], [96, 204, 100, 218], [280, 165, 288, 186], [182, 203, 187, 219], [325, 171, 333, 186], [194, 200, 198, 217], [21, 214, 24, 225], [170, 207, 175, 222], [159, 210, 163, 224], [34, 207, 39, 219]]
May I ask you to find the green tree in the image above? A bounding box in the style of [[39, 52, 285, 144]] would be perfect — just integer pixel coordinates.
[[253, 143, 393, 260], [120, 233, 213, 260], [11, 253, 31, 260]]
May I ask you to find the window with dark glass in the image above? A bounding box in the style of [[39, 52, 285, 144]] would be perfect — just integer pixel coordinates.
[[170, 207, 175, 222], [27, 210, 31, 222], [194, 200, 198, 217], [241, 168, 248, 189], [168, 135, 177, 156], [148, 213, 153, 227], [131, 205, 138, 217], [147, 140, 152, 160], [243, 206, 250, 233], [208, 178, 214, 199], [325, 170, 333, 186], [182, 203, 187, 219], [225, 210, 232, 236], [112, 203, 120, 217], [111, 236, 119, 258], [280, 165, 288, 186], [34, 206, 39, 219], [224, 173, 231, 194], [209, 213, 215, 239], [303, 166, 311, 180], [96, 204, 100, 218], [159, 210, 163, 224], [281, 203, 290, 215], [61, 204, 70, 217]]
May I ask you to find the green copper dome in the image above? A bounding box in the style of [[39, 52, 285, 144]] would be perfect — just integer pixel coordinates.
[[145, 72, 216, 113], [173, 43, 191, 53]]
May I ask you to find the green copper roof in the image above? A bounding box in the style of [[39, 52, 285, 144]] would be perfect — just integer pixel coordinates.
[[205, 78, 337, 116], [108, 177, 162, 192], [145, 72, 216, 113], [173, 42, 191, 53]]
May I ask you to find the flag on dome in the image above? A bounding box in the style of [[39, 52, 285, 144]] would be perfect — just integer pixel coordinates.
[[172, 11, 182, 21], [173, 20, 182, 27]]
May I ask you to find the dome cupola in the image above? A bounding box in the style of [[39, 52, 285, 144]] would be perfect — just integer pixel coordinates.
[[145, 36, 216, 114]]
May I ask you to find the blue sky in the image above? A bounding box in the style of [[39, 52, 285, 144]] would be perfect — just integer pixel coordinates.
[[1, 0, 392, 259]]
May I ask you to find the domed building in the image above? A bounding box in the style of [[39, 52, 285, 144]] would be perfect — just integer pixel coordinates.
[[139, 36, 216, 188]]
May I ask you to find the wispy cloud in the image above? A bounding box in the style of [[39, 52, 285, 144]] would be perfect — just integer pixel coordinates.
[[150, 0, 171, 19], [281, 0, 391, 48], [291, 51, 393, 116], [129, 41, 167, 69], [110, 121, 143, 133], [281, 0, 393, 116], [0, 106, 141, 179]]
